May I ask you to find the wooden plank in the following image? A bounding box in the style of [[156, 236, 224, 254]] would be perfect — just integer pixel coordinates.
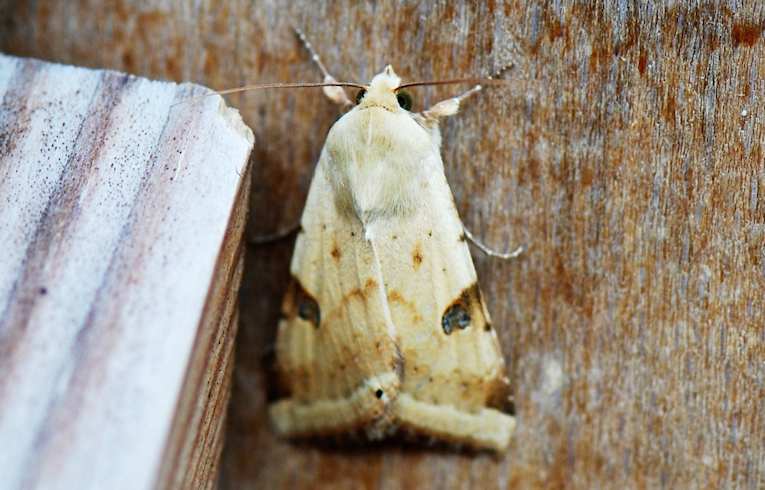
[[2, 2, 763, 488], [0, 54, 254, 490]]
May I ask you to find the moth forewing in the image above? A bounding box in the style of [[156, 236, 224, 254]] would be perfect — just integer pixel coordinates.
[[270, 158, 401, 438], [269, 65, 515, 451], [366, 151, 514, 451]]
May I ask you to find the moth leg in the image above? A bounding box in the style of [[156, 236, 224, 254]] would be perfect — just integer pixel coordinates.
[[463, 225, 524, 260], [293, 26, 353, 108], [419, 60, 517, 122], [419, 84, 482, 122]]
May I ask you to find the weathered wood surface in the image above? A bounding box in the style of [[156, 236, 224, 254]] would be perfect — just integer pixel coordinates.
[[0, 54, 254, 490], [2, 1, 763, 488]]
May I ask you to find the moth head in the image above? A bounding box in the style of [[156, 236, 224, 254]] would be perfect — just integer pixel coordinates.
[[355, 65, 413, 112]]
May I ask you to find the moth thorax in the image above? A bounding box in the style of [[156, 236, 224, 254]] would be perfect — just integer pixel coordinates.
[[325, 106, 434, 222]]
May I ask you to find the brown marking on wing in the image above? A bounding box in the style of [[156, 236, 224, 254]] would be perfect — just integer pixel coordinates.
[[347, 278, 378, 301], [387, 290, 405, 303], [387, 290, 424, 323], [330, 242, 341, 261], [319, 278, 380, 324], [412, 242, 424, 269]]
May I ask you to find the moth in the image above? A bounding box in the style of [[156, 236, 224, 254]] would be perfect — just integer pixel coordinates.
[[259, 32, 521, 452]]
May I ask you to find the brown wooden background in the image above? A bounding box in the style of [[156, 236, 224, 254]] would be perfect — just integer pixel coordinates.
[[2, 1, 764, 488]]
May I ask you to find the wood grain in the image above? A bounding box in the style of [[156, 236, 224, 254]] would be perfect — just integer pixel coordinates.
[[0, 54, 253, 489], [2, 1, 763, 488]]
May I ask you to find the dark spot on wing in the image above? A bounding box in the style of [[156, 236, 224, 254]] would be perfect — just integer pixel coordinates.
[[375, 389, 384, 399], [441, 283, 486, 334], [282, 276, 321, 328], [442, 303, 470, 334], [298, 298, 320, 327]]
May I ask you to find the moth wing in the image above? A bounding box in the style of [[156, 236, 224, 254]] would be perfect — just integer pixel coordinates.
[[269, 150, 401, 438], [370, 153, 514, 451]]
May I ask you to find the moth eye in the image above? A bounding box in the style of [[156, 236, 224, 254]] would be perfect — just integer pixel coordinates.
[[395, 90, 413, 111], [355, 89, 367, 105], [441, 304, 471, 335], [298, 298, 321, 327]]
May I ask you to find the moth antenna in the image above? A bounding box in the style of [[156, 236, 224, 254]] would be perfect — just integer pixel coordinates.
[[397, 77, 511, 90], [172, 81, 367, 107], [214, 81, 367, 95], [463, 227, 524, 260], [491, 31, 529, 82], [293, 25, 354, 107], [292, 26, 333, 81], [486, 60, 516, 81], [399, 57, 521, 91], [413, 62, 519, 120]]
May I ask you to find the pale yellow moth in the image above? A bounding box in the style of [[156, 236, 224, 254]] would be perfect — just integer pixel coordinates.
[[259, 31, 520, 452]]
